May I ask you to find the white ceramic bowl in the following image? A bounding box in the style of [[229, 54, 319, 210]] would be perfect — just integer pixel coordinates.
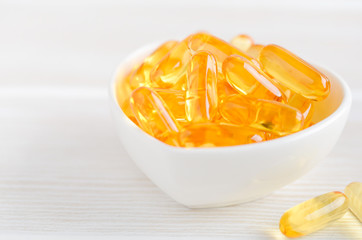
[[109, 43, 352, 208]]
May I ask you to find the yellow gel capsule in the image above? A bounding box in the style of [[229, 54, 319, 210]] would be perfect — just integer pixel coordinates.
[[114, 71, 139, 124], [186, 51, 218, 122], [287, 92, 314, 128], [223, 55, 285, 102], [188, 32, 252, 71], [259, 44, 330, 101], [280, 191, 349, 238], [129, 40, 178, 89], [220, 95, 304, 135], [179, 123, 266, 148], [219, 95, 251, 125], [150, 38, 192, 89], [154, 88, 186, 122], [246, 44, 264, 59], [116, 56, 158, 124], [217, 78, 239, 103], [130, 87, 180, 146], [115, 72, 132, 106], [231, 34, 254, 52], [344, 182, 362, 222], [280, 85, 314, 128], [121, 100, 138, 125]]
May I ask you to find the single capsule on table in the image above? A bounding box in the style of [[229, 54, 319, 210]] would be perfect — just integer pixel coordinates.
[[186, 51, 218, 123], [280, 85, 315, 128], [154, 88, 186, 123], [128, 40, 178, 89], [130, 87, 180, 146], [280, 191, 349, 238], [231, 34, 254, 52], [179, 123, 266, 148], [344, 182, 362, 222], [222, 55, 285, 102], [259, 44, 330, 101], [220, 94, 304, 135], [150, 38, 192, 89], [187, 32, 252, 71]]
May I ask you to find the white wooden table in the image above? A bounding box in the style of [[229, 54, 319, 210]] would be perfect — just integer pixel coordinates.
[[0, 1, 361, 239]]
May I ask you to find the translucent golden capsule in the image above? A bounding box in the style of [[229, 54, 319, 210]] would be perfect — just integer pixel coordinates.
[[115, 71, 138, 124], [280, 191, 349, 238], [130, 87, 180, 146], [186, 51, 218, 123], [344, 182, 362, 222], [155, 88, 186, 122], [288, 94, 314, 128], [231, 34, 254, 52], [246, 44, 264, 59], [259, 44, 330, 101], [150, 38, 192, 89], [220, 94, 304, 135], [118, 33, 332, 147], [128, 41, 178, 89], [280, 85, 315, 128], [188, 32, 252, 72], [179, 123, 266, 148], [217, 78, 238, 103], [222, 55, 285, 102], [121, 99, 138, 125]]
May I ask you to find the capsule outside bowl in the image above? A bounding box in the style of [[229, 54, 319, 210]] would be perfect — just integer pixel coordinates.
[[109, 43, 352, 208]]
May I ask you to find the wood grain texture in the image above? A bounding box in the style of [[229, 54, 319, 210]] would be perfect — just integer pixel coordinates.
[[0, 1, 361, 239]]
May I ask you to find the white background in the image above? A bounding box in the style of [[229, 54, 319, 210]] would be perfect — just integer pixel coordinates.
[[0, 0, 361, 239]]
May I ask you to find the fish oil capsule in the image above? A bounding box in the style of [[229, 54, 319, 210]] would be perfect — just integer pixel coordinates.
[[222, 55, 285, 102], [117, 55, 158, 124], [344, 182, 362, 222], [217, 78, 239, 103], [246, 44, 264, 59], [219, 95, 251, 125], [286, 92, 314, 128], [115, 71, 132, 107], [115, 71, 139, 124], [279, 85, 314, 128], [121, 99, 138, 125], [280, 191, 349, 238], [130, 87, 180, 146], [288, 94, 314, 128], [188, 32, 252, 71], [179, 123, 266, 147], [259, 44, 330, 101], [220, 94, 304, 135], [129, 41, 178, 89], [154, 88, 186, 122], [186, 51, 218, 122], [150, 38, 192, 89], [231, 34, 254, 52]]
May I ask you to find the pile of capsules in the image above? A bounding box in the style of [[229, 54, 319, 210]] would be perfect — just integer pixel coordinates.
[[116, 32, 330, 147], [280, 182, 362, 238]]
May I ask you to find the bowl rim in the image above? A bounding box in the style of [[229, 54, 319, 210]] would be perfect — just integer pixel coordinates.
[[109, 42, 352, 154]]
